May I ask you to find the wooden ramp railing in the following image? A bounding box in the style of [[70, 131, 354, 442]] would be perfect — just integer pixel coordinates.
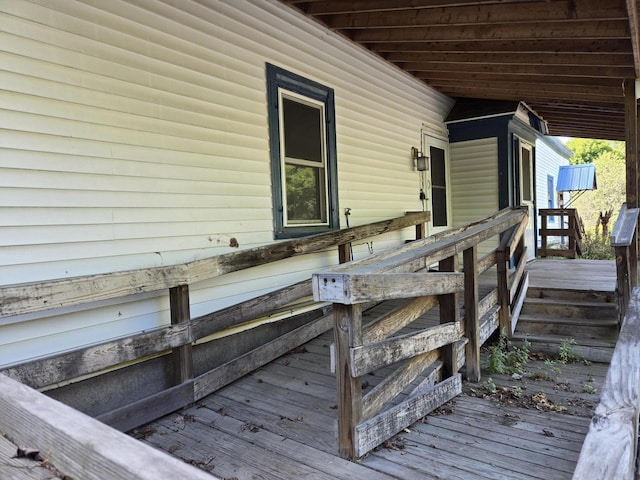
[[611, 203, 639, 321], [312, 207, 530, 459], [0, 211, 429, 432], [573, 204, 639, 479], [573, 288, 640, 480], [539, 208, 583, 259]]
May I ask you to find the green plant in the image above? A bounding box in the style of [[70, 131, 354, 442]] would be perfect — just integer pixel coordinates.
[[580, 230, 614, 260], [558, 338, 579, 364], [483, 377, 497, 394], [540, 359, 562, 381], [583, 383, 597, 394], [486, 336, 530, 375]]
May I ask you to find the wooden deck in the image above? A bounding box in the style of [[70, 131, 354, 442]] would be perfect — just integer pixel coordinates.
[[136, 259, 615, 480], [526, 258, 616, 292]]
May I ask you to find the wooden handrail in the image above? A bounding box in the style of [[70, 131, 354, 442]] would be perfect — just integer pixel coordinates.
[[0, 211, 430, 318], [1, 211, 429, 434], [611, 203, 639, 321], [539, 208, 583, 259], [312, 207, 529, 459], [573, 288, 640, 480]]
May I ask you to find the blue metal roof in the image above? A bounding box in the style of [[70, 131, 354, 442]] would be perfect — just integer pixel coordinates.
[[556, 164, 597, 192]]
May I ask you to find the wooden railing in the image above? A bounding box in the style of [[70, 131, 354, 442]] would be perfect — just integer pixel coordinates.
[[0, 211, 429, 432], [573, 288, 640, 480], [611, 203, 639, 321], [573, 205, 639, 478], [312, 207, 530, 459], [539, 208, 583, 259]]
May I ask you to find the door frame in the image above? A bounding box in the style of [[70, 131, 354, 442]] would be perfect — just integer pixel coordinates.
[[422, 133, 452, 236]]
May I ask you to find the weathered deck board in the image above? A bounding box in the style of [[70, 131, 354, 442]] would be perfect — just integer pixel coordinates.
[[526, 259, 616, 292], [0, 433, 61, 480], [135, 259, 611, 479]]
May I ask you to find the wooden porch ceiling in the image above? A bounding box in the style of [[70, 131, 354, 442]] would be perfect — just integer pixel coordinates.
[[281, 0, 640, 141]]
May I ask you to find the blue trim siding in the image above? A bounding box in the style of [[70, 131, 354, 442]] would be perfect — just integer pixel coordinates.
[[266, 64, 339, 239]]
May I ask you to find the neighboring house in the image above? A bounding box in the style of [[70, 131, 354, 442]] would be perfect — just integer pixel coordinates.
[[0, 1, 570, 369], [535, 136, 574, 247], [445, 100, 572, 259]]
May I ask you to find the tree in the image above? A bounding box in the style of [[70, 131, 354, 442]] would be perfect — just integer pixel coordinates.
[[565, 138, 623, 165], [572, 150, 625, 231]]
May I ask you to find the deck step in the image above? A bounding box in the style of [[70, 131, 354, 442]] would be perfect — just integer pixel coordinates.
[[527, 286, 615, 304], [516, 315, 618, 341], [511, 333, 614, 363], [521, 298, 616, 320]]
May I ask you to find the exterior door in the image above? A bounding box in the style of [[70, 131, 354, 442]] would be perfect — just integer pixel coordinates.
[[423, 135, 451, 235], [519, 141, 536, 260]]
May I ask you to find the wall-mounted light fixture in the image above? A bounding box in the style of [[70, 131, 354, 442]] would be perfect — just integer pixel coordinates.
[[411, 147, 429, 171]]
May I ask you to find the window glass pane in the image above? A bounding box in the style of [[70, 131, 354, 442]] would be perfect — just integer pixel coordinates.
[[432, 187, 447, 227], [430, 146, 446, 187], [521, 147, 532, 201], [283, 97, 322, 162], [285, 164, 326, 223]]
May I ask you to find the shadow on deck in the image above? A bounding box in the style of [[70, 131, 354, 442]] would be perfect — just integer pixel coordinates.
[[136, 259, 615, 480]]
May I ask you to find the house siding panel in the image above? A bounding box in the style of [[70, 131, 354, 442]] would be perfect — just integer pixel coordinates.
[[450, 138, 500, 258], [0, 0, 452, 366], [535, 137, 572, 247]]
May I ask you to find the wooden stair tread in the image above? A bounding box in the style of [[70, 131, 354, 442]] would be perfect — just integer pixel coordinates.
[[512, 333, 615, 348], [523, 297, 615, 309], [517, 314, 618, 326]]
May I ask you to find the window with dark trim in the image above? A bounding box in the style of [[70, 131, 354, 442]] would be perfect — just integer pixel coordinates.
[[266, 64, 339, 238], [547, 175, 555, 221]]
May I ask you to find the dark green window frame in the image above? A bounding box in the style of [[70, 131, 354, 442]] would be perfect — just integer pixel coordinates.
[[266, 64, 339, 239]]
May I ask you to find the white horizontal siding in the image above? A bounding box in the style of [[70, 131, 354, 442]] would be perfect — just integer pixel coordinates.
[[450, 138, 500, 258], [535, 137, 571, 246], [0, 0, 452, 366]]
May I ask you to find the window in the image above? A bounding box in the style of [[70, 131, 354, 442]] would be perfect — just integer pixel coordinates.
[[267, 64, 338, 238], [430, 145, 448, 227], [547, 175, 555, 221]]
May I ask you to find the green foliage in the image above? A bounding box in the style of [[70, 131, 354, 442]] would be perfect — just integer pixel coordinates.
[[571, 148, 625, 233], [566, 138, 623, 165], [486, 336, 530, 375], [483, 377, 497, 394], [582, 383, 597, 394], [580, 230, 614, 260], [558, 338, 579, 364]]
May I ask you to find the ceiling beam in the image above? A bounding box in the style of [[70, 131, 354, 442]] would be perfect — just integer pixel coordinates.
[[419, 72, 622, 87], [326, 0, 627, 28], [352, 20, 630, 42], [627, 0, 640, 76], [434, 85, 622, 103], [408, 63, 635, 78], [372, 39, 632, 54], [294, 0, 574, 16], [386, 52, 634, 66]]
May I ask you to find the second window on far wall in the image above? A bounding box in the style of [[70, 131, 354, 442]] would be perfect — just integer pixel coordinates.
[[267, 64, 339, 238]]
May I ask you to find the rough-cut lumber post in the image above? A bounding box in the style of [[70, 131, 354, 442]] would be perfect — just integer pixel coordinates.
[[333, 303, 363, 460], [338, 243, 351, 263], [438, 256, 459, 378], [612, 204, 640, 322], [568, 214, 577, 258], [625, 78, 638, 286], [0, 374, 216, 480], [573, 288, 640, 480], [540, 211, 548, 258], [496, 248, 511, 338], [170, 285, 193, 385], [464, 246, 481, 382]]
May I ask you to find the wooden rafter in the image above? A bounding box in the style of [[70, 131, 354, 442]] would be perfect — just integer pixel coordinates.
[[281, 0, 639, 140]]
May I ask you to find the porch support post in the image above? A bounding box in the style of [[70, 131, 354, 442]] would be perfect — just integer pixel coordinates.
[[334, 303, 363, 459], [169, 285, 193, 385], [625, 79, 638, 287], [438, 256, 459, 379], [463, 246, 481, 382]]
